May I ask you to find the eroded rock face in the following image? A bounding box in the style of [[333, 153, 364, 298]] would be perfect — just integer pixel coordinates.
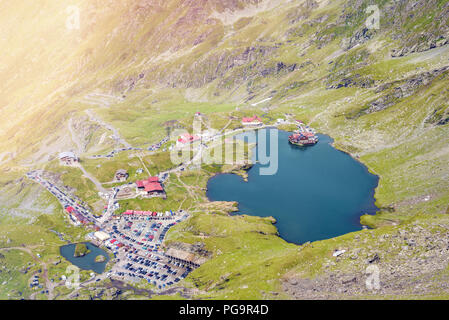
[[326, 75, 375, 90], [342, 28, 374, 51], [387, 0, 449, 57], [364, 67, 449, 115], [282, 221, 449, 299], [340, 66, 449, 119]]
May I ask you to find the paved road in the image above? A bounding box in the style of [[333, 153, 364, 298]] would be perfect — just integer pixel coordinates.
[[68, 118, 85, 155], [98, 188, 119, 225], [159, 124, 277, 177], [86, 109, 132, 149], [26, 170, 98, 225]]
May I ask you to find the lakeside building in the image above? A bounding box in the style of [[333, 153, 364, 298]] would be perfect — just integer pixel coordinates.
[[288, 132, 318, 146], [136, 177, 166, 198], [59, 152, 78, 166], [199, 129, 217, 141], [115, 169, 129, 182], [241, 115, 263, 127], [276, 118, 286, 124]]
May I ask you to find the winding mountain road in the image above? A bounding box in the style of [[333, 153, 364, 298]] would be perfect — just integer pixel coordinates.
[[85, 109, 132, 149]]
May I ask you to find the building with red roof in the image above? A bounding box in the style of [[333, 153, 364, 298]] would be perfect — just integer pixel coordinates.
[[144, 183, 164, 192], [136, 177, 166, 198], [177, 133, 200, 147], [66, 206, 75, 214], [304, 132, 315, 137], [242, 115, 263, 126], [136, 177, 160, 188]]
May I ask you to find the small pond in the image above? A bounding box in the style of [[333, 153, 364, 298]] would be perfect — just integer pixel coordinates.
[[60, 242, 110, 274]]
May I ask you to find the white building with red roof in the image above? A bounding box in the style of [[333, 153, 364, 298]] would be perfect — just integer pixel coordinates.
[[136, 177, 166, 198], [176, 133, 200, 147], [241, 115, 263, 126]]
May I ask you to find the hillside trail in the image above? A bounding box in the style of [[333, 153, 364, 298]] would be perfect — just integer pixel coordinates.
[[68, 118, 85, 155], [74, 162, 107, 194], [85, 109, 132, 149], [0, 246, 55, 300], [80, 92, 124, 109]]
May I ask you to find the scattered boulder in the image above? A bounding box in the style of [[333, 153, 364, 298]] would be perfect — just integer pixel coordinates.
[[366, 253, 380, 264]]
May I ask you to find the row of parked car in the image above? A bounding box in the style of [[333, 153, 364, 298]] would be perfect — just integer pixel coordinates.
[[120, 254, 183, 287], [91, 147, 144, 159], [106, 212, 194, 289]]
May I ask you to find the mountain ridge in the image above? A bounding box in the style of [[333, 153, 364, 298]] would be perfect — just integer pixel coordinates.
[[0, 0, 448, 299]]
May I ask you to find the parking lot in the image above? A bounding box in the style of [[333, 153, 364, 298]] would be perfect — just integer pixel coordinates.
[[101, 212, 193, 289], [28, 170, 204, 290]]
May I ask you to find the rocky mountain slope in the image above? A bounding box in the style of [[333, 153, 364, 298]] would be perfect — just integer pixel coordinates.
[[1, 0, 449, 299]]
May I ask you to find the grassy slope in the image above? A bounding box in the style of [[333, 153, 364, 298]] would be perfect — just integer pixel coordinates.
[[1, 0, 449, 299]]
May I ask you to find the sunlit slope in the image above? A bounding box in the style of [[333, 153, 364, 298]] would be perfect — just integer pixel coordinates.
[[0, 0, 448, 299], [1, 0, 446, 149], [0, 0, 262, 157], [1, 0, 448, 218]]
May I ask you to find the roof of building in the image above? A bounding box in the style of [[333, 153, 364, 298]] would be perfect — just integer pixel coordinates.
[[165, 248, 208, 266], [94, 231, 111, 241], [144, 182, 164, 192], [59, 152, 77, 159], [178, 133, 200, 144], [115, 169, 128, 175], [66, 206, 75, 213], [123, 210, 161, 216], [136, 177, 160, 188], [242, 115, 262, 123]]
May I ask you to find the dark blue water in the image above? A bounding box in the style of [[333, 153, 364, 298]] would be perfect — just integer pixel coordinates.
[[206, 130, 379, 244], [60, 242, 110, 274]]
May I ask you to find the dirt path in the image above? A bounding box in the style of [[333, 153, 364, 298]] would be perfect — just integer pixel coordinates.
[[75, 163, 107, 194], [137, 154, 151, 176], [68, 118, 85, 155], [0, 246, 55, 300], [219, 119, 233, 134], [66, 272, 110, 299]]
